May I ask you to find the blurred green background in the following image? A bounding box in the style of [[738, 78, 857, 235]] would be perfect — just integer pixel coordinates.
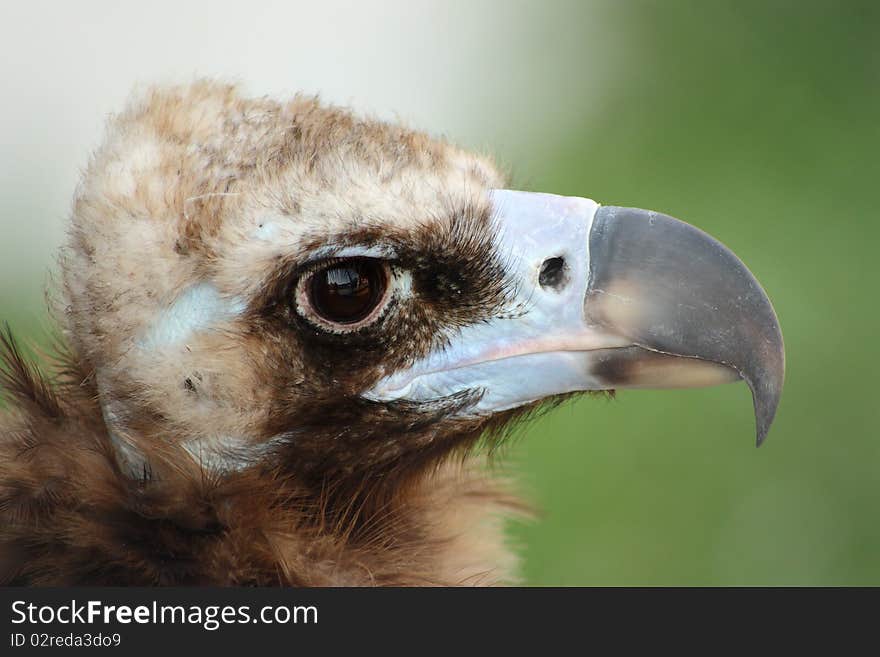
[[507, 1, 880, 584], [1, 1, 878, 584]]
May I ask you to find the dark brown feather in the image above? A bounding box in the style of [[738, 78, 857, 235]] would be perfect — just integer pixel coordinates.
[[0, 328, 529, 586]]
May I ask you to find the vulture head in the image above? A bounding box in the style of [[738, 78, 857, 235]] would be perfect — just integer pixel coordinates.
[[0, 81, 784, 585]]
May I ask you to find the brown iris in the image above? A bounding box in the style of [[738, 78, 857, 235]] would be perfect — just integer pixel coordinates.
[[308, 258, 388, 325]]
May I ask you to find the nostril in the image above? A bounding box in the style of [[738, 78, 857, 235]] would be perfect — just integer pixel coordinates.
[[539, 257, 567, 290]]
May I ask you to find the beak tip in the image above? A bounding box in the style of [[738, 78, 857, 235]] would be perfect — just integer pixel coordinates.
[[751, 365, 784, 448], [755, 428, 769, 448]]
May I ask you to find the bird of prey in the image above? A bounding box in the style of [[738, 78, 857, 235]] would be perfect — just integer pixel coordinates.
[[0, 82, 784, 585]]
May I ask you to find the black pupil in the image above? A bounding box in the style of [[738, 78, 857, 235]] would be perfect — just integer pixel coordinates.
[[309, 259, 385, 324]]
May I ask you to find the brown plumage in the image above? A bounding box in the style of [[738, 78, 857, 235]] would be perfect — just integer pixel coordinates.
[[0, 81, 530, 585]]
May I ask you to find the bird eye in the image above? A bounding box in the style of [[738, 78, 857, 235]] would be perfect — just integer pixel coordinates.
[[297, 258, 391, 331]]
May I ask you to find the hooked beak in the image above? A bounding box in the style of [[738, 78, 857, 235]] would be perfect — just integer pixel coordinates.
[[368, 190, 785, 445]]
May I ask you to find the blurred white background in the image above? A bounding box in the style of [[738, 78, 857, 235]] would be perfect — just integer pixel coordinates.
[[0, 0, 614, 317]]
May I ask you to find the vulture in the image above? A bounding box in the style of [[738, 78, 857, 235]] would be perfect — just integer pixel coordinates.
[[0, 81, 784, 586]]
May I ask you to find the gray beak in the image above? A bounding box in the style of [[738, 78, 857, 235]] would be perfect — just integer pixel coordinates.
[[368, 191, 785, 445], [586, 206, 785, 445]]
